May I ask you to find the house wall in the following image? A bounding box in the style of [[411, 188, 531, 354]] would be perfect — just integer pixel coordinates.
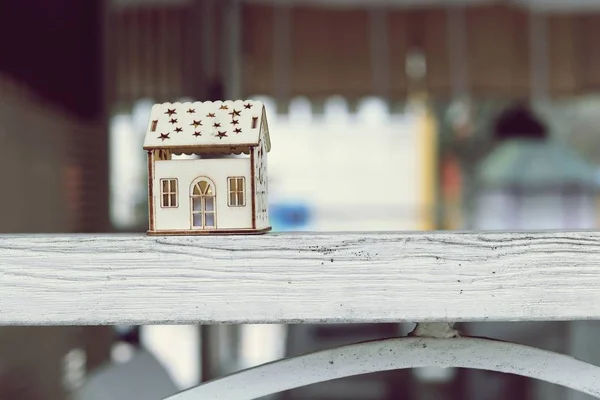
[[153, 158, 252, 231], [254, 123, 270, 230]]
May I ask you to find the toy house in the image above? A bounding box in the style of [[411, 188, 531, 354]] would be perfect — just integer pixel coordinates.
[[143, 100, 271, 235]]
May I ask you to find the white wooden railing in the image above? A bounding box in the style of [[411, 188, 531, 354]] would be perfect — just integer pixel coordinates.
[[2, 231, 600, 399]]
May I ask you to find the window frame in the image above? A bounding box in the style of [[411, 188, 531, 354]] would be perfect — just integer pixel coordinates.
[[227, 177, 246, 207], [160, 178, 178, 208], [190, 179, 217, 229]]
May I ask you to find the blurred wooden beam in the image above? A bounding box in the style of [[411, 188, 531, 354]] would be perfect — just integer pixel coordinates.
[[82, 327, 115, 371], [223, 0, 243, 99], [108, 2, 600, 104], [529, 11, 549, 101], [273, 4, 292, 106], [202, 0, 216, 83], [446, 6, 469, 100], [369, 7, 390, 100]]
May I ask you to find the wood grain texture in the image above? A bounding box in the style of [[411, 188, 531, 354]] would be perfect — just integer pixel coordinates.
[[1, 231, 600, 325]]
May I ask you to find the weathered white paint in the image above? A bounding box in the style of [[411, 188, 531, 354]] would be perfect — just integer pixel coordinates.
[[154, 158, 252, 231], [2, 231, 600, 324], [164, 336, 600, 400]]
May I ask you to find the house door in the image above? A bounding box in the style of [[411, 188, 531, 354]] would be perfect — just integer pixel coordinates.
[[190, 179, 216, 229]]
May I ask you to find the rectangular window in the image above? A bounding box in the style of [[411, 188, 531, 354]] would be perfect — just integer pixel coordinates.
[[251, 117, 258, 129], [160, 179, 178, 208], [150, 120, 158, 132], [228, 177, 245, 207]]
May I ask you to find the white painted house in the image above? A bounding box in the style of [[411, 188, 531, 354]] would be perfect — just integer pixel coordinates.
[[143, 100, 271, 235]]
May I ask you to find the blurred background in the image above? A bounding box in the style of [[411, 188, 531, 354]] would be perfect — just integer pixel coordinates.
[[3, 0, 600, 398]]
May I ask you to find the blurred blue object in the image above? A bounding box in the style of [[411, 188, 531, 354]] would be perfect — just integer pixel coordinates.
[[269, 202, 312, 231]]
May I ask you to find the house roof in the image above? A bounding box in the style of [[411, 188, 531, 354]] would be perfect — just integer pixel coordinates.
[[143, 100, 270, 152]]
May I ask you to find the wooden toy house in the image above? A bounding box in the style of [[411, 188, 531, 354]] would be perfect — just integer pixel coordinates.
[[143, 100, 271, 235]]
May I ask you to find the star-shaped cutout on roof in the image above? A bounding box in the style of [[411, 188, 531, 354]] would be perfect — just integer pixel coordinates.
[[233, 128, 242, 134], [231, 119, 239, 125], [158, 133, 170, 141], [244, 103, 253, 109], [193, 131, 202, 137], [229, 109, 241, 117], [165, 108, 176, 116], [169, 118, 178, 124], [187, 108, 195, 113], [219, 105, 229, 110], [191, 120, 202, 128], [207, 113, 216, 118], [174, 127, 183, 133], [216, 131, 227, 139], [213, 122, 221, 128]]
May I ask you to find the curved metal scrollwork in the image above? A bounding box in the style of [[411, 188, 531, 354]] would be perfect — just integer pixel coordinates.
[[165, 336, 600, 400]]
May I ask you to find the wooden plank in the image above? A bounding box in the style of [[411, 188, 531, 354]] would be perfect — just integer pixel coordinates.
[[1, 232, 600, 325]]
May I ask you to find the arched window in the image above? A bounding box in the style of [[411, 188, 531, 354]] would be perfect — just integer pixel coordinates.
[[190, 178, 216, 229]]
